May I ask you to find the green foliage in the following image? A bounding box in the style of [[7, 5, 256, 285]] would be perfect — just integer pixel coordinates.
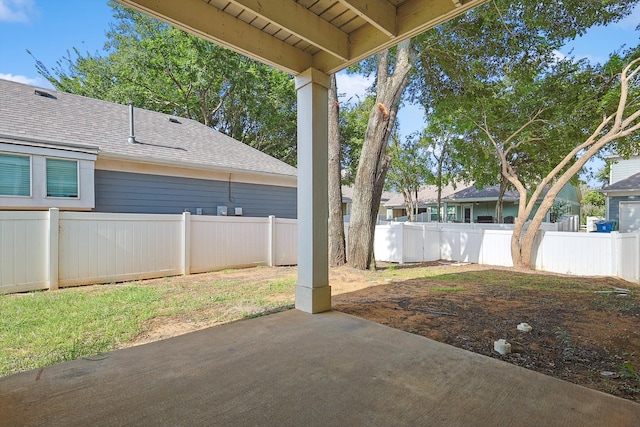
[[592, 291, 638, 313], [422, 112, 465, 200], [339, 96, 376, 185], [580, 185, 606, 223], [581, 191, 605, 207], [385, 132, 432, 220], [31, 1, 297, 165], [596, 163, 612, 186], [616, 361, 640, 380], [554, 327, 576, 358], [409, 0, 640, 188], [386, 132, 432, 192]]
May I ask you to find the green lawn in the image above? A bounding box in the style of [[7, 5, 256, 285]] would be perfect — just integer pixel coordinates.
[[0, 272, 296, 377]]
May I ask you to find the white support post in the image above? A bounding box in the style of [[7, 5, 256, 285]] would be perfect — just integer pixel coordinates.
[[294, 68, 331, 313], [268, 215, 276, 267], [47, 208, 59, 290], [182, 211, 191, 275]]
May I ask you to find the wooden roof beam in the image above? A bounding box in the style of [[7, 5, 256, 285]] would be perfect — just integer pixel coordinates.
[[313, 0, 487, 74], [338, 0, 397, 37], [229, 0, 350, 61]]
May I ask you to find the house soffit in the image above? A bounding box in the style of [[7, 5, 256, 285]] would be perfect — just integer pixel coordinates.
[[116, 0, 488, 75]]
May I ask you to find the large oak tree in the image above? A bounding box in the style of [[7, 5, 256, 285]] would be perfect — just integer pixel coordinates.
[[347, 40, 413, 269]]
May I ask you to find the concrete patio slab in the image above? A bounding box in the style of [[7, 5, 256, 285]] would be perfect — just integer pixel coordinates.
[[1, 310, 639, 426]]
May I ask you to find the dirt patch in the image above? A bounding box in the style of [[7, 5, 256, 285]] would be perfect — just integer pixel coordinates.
[[332, 262, 640, 402]]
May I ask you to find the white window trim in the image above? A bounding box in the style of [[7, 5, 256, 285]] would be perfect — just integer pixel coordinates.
[[0, 151, 33, 198], [0, 143, 96, 210]]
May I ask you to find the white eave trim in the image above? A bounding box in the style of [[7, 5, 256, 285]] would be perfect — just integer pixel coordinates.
[[0, 133, 100, 156]]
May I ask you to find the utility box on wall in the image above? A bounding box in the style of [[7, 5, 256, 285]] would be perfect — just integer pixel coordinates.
[[217, 206, 227, 216], [235, 207, 243, 216]]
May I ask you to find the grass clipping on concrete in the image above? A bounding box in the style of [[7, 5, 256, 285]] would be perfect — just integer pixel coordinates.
[[0, 269, 296, 377]]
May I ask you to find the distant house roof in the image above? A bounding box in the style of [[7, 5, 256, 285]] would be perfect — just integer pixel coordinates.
[[384, 182, 463, 208], [341, 186, 394, 204], [444, 184, 520, 202], [445, 182, 581, 205], [602, 172, 640, 192], [0, 79, 297, 179]]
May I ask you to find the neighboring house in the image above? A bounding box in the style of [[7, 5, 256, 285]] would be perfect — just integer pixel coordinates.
[[443, 183, 581, 224], [0, 80, 297, 218], [385, 182, 580, 223], [384, 183, 461, 220], [341, 186, 393, 222], [601, 155, 640, 232], [442, 184, 519, 223]]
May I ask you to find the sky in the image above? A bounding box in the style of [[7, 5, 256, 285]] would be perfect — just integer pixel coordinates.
[[1, 0, 639, 178]]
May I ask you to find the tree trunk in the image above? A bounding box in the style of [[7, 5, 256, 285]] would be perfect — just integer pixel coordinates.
[[348, 40, 413, 269], [328, 74, 346, 267], [510, 208, 526, 268], [436, 186, 442, 222], [495, 177, 507, 223], [435, 148, 445, 222], [503, 58, 640, 269], [402, 188, 414, 221]]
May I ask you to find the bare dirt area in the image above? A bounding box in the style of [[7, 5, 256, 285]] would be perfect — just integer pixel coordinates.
[[126, 262, 640, 402], [331, 262, 640, 402]]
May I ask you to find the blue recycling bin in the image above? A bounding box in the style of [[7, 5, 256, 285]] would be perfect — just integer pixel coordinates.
[[596, 221, 614, 233]]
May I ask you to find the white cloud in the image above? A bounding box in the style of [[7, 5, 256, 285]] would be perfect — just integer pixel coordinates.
[[0, 0, 36, 23], [335, 71, 373, 105], [0, 73, 52, 88], [552, 50, 566, 62], [553, 49, 601, 66]]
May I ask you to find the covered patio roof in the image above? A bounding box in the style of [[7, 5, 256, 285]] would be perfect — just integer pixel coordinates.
[[116, 0, 487, 75], [115, 0, 489, 313]]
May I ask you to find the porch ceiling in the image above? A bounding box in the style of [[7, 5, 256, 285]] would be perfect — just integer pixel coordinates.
[[115, 0, 488, 75]]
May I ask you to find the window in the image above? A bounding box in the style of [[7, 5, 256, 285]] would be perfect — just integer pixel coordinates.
[[428, 206, 457, 222], [447, 206, 457, 221], [429, 206, 438, 221], [0, 153, 30, 196], [46, 158, 78, 198]]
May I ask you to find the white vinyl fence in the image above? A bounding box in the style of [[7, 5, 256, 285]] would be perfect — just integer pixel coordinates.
[[2, 211, 639, 294], [1, 209, 297, 294], [374, 222, 640, 284]]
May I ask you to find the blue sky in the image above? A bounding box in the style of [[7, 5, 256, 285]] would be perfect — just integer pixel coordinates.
[[1, 0, 639, 162]]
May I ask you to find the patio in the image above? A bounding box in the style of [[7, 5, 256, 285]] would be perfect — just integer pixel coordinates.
[[2, 309, 638, 426], [4, 2, 638, 425]]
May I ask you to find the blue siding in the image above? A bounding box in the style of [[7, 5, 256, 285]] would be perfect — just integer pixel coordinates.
[[94, 170, 297, 218], [608, 195, 640, 221]]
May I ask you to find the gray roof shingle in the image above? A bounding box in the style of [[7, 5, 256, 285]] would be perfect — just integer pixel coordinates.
[[341, 186, 393, 203], [444, 184, 520, 201], [0, 79, 297, 178], [602, 172, 640, 191], [384, 182, 464, 207]]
